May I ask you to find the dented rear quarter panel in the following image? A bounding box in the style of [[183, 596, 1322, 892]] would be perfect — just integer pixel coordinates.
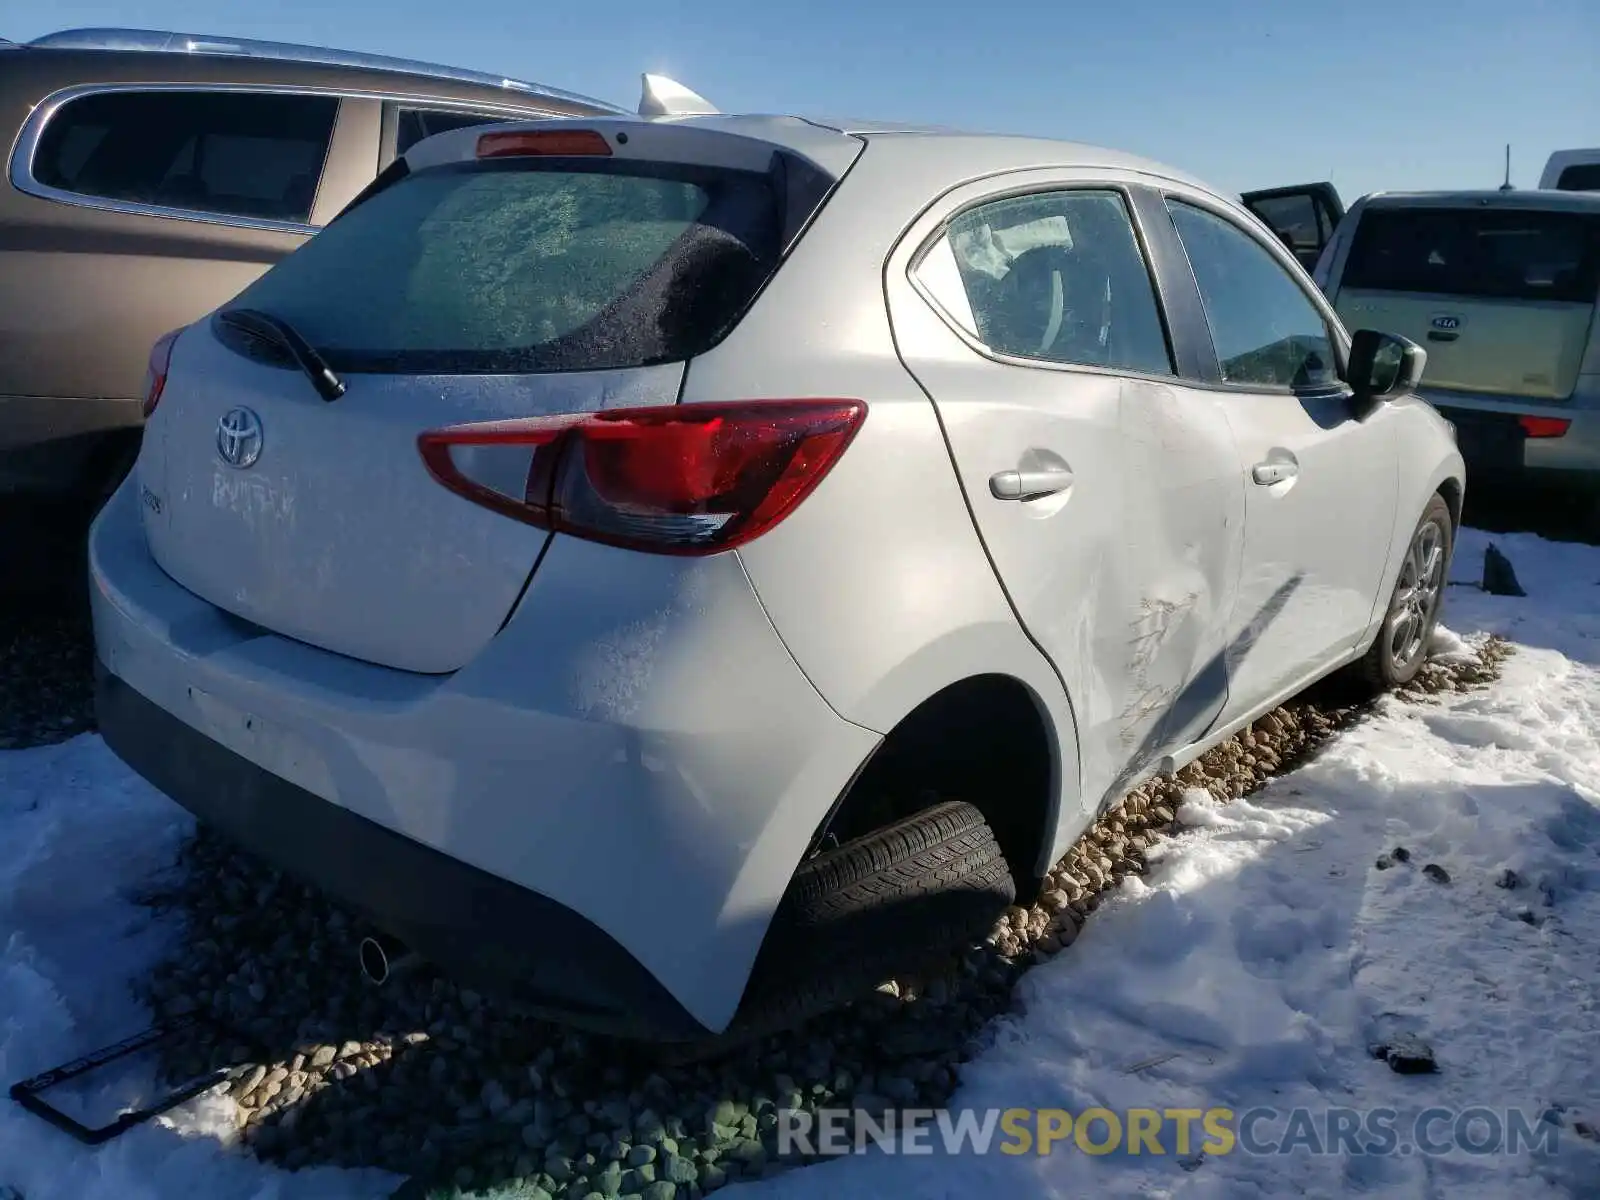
[[701, 143, 1253, 873], [881, 162, 1250, 820], [693, 152, 1087, 878]]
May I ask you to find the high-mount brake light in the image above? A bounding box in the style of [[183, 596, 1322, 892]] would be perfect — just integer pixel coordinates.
[[141, 328, 185, 418], [418, 401, 867, 556], [475, 129, 613, 159]]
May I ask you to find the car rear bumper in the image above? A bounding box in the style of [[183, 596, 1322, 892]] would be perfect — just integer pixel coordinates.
[[95, 657, 707, 1039], [89, 478, 881, 1037], [1421, 388, 1600, 490]]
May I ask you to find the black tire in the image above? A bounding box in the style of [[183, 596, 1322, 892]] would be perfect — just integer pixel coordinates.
[[657, 801, 1015, 1061], [1357, 492, 1453, 691]]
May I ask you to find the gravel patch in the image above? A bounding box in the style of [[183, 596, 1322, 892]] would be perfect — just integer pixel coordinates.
[[113, 634, 1510, 1198], [0, 599, 95, 751], [0, 502, 99, 752]]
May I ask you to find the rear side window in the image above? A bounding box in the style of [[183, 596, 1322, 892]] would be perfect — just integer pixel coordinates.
[[914, 189, 1174, 376], [224, 159, 784, 374], [31, 90, 337, 223], [394, 107, 512, 156], [1341, 207, 1600, 303]]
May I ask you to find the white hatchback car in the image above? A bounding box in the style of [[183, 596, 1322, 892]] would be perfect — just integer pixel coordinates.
[[90, 99, 1464, 1044]]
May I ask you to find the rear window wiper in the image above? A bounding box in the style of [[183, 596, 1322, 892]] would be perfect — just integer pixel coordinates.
[[216, 307, 347, 403]]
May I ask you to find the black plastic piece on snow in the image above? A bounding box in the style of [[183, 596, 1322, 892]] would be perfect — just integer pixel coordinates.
[[7, 1012, 258, 1146], [1482, 543, 1527, 597]]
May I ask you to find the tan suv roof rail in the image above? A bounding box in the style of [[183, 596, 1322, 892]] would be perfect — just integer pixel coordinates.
[[25, 26, 627, 113]]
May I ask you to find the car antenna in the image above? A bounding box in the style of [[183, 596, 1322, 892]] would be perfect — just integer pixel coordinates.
[[1499, 143, 1515, 192]]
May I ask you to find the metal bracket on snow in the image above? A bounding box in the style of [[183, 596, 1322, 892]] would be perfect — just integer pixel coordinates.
[[7, 1011, 264, 1146]]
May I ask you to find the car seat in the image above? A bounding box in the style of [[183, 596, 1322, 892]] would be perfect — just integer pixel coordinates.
[[988, 242, 1113, 365]]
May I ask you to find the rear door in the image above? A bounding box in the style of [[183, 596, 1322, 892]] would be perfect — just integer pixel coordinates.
[[886, 172, 1247, 808], [1241, 182, 1345, 276], [1152, 191, 1397, 714], [1325, 201, 1600, 402], [140, 144, 799, 674]]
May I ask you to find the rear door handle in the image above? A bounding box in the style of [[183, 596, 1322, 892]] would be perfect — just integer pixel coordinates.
[[990, 468, 1075, 500], [1251, 460, 1299, 486]]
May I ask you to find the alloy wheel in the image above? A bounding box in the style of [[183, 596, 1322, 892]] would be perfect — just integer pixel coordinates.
[[1386, 517, 1447, 673]]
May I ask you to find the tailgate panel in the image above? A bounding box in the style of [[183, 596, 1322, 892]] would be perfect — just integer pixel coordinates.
[[1335, 290, 1591, 400], [143, 328, 682, 674]]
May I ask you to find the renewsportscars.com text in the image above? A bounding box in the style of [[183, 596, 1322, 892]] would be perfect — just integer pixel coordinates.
[[776, 1105, 1564, 1158]]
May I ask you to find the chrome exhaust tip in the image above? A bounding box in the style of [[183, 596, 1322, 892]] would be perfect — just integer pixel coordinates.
[[358, 934, 422, 986]]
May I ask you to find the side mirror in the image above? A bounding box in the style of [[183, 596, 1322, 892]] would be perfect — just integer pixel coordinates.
[[1347, 329, 1426, 416]]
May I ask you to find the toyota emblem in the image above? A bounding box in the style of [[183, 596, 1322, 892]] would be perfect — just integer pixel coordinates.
[[217, 407, 264, 469]]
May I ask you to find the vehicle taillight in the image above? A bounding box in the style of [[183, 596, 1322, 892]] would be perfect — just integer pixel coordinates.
[[476, 129, 613, 159], [141, 328, 184, 418], [418, 401, 867, 555], [1518, 416, 1570, 439]]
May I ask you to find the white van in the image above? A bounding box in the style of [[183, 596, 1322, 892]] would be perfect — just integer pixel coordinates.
[[1541, 149, 1600, 193]]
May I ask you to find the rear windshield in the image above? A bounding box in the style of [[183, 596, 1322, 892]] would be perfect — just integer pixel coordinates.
[[1341, 207, 1600, 303], [222, 159, 785, 374]]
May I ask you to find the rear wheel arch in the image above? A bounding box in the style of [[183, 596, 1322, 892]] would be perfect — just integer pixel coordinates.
[[805, 672, 1062, 903]]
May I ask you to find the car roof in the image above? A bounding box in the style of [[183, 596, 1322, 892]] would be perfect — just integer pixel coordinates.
[[1356, 188, 1600, 214], [702, 114, 1211, 179], [18, 27, 625, 114], [865, 129, 1212, 189]]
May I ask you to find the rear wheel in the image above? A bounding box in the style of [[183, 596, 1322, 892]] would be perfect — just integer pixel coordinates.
[[660, 800, 1014, 1060], [1358, 492, 1453, 690]]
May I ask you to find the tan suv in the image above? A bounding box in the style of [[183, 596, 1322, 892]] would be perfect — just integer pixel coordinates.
[[1314, 189, 1600, 532], [0, 27, 618, 520]]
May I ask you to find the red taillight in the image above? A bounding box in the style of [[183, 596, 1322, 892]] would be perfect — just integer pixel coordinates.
[[418, 401, 867, 555], [476, 129, 613, 159], [141, 328, 184, 418], [1518, 416, 1570, 439]]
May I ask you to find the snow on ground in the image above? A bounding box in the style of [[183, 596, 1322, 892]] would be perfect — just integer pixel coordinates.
[[2, 524, 1598, 1199], [743, 527, 1600, 1199], [0, 735, 398, 1200]]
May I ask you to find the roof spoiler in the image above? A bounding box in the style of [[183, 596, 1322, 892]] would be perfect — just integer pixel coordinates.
[[638, 73, 719, 118]]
